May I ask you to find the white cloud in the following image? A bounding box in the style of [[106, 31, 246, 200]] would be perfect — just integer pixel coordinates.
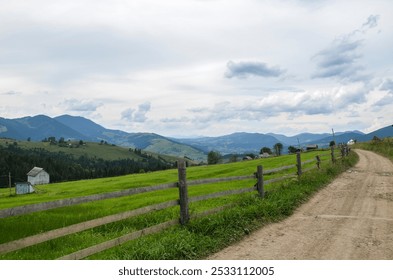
[[121, 102, 151, 123], [0, 0, 392, 137]]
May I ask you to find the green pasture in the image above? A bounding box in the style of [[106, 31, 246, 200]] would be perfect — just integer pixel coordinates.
[[0, 149, 330, 208], [0, 149, 344, 260]]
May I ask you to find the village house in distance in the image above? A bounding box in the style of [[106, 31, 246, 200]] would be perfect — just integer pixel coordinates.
[[15, 167, 50, 195], [27, 167, 50, 185]]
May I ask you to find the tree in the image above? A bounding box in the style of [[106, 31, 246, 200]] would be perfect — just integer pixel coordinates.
[[207, 151, 222, 165], [48, 136, 57, 144], [288, 145, 297, 154], [273, 143, 283, 156], [229, 154, 238, 163], [329, 140, 336, 147], [260, 147, 272, 154]]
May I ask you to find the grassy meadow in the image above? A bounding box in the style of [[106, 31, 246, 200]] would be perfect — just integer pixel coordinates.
[[0, 148, 357, 260], [354, 137, 393, 161]]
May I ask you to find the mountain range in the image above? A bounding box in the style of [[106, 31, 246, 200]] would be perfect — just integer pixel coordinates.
[[1, 114, 392, 161]]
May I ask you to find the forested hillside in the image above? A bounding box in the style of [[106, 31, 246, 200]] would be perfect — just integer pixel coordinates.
[[0, 142, 175, 187]]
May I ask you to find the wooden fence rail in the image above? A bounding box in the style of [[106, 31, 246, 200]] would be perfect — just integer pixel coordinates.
[[0, 149, 347, 258], [0, 182, 178, 218]]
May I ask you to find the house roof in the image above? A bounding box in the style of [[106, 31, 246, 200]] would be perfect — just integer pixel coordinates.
[[27, 167, 45, 177], [16, 182, 33, 186]]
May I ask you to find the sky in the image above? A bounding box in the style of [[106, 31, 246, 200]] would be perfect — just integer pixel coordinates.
[[0, 0, 392, 137]]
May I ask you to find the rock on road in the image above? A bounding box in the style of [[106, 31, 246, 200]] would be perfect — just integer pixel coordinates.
[[209, 149, 393, 259]]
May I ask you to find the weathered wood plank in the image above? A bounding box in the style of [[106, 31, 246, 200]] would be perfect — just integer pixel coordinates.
[[303, 166, 318, 173], [187, 175, 255, 186], [188, 187, 256, 203], [301, 159, 315, 165], [0, 200, 178, 254], [264, 174, 297, 185], [256, 165, 264, 198], [58, 219, 179, 260], [177, 160, 189, 225], [0, 182, 178, 218], [296, 151, 302, 176], [263, 165, 296, 175]]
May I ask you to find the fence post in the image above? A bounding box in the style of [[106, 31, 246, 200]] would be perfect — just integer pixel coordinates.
[[296, 151, 302, 176], [331, 146, 336, 163], [256, 165, 264, 198], [177, 159, 189, 225], [316, 155, 321, 169], [340, 146, 345, 158]]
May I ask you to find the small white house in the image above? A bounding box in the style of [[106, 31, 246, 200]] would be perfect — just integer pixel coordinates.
[[15, 182, 35, 195], [27, 167, 50, 185], [347, 139, 355, 145]]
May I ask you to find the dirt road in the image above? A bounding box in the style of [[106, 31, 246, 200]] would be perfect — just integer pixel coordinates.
[[210, 149, 393, 259]]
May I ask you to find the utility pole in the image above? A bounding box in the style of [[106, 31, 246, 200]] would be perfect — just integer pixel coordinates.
[[9, 172, 11, 196], [332, 128, 335, 145]]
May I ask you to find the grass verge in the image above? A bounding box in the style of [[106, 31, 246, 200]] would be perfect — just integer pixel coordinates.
[[86, 151, 358, 260], [355, 138, 393, 161]]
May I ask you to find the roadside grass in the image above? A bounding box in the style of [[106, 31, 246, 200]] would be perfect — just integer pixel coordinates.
[[355, 138, 393, 161], [0, 149, 344, 260], [86, 151, 358, 260], [0, 194, 247, 260]]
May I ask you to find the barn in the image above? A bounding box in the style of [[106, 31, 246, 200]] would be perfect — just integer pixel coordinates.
[[15, 182, 35, 195], [27, 167, 50, 185]]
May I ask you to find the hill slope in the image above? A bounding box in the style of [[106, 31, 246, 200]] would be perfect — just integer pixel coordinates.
[[175, 132, 281, 154], [1, 114, 392, 158], [0, 115, 207, 161], [0, 115, 85, 141]]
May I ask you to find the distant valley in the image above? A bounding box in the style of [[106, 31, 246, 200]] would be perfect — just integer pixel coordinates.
[[1, 114, 392, 161]]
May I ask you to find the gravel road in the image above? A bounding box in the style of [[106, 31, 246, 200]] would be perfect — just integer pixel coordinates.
[[209, 149, 393, 259]]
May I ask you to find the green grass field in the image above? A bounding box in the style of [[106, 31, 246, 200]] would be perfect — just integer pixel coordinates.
[[0, 148, 355, 260], [354, 137, 393, 161], [0, 150, 328, 208]]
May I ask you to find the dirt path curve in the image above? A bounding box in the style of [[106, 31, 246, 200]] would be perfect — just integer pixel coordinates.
[[209, 149, 393, 259]]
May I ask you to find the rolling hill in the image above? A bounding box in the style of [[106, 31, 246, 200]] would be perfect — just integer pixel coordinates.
[[1, 114, 392, 159], [0, 115, 207, 162]]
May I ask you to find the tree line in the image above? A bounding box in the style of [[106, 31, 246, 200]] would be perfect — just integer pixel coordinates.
[[0, 144, 175, 187], [207, 142, 300, 164]]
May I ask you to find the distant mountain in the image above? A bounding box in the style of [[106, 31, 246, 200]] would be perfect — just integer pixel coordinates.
[[0, 115, 85, 141], [174, 132, 281, 154], [312, 132, 365, 146], [55, 115, 111, 140], [364, 125, 393, 140], [267, 132, 332, 146], [0, 114, 207, 162], [54, 115, 207, 161], [55, 115, 130, 143], [1, 114, 392, 160], [314, 127, 393, 145]]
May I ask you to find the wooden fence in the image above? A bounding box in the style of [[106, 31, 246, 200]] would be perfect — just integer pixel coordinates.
[[0, 148, 347, 259]]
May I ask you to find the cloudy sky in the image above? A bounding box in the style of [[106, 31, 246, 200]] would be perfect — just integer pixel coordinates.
[[1, 0, 392, 137]]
